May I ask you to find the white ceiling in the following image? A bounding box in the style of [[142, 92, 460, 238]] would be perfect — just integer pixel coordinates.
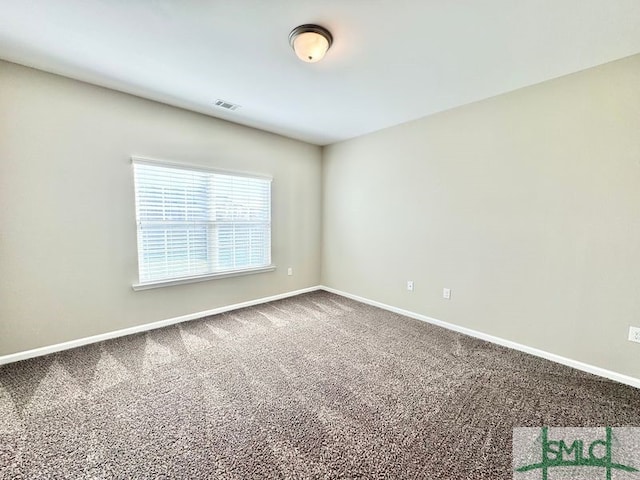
[[2, 1, 640, 145]]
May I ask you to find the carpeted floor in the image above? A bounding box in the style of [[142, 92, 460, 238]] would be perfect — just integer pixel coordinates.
[[1, 291, 639, 479]]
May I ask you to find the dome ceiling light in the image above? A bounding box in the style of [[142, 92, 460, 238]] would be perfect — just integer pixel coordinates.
[[288, 24, 333, 63]]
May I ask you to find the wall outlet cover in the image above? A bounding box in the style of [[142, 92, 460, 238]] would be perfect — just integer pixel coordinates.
[[629, 326, 640, 343]]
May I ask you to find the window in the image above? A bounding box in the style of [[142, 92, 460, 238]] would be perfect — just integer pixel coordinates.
[[132, 158, 272, 289]]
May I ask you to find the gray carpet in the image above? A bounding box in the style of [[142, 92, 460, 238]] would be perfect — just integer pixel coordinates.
[[1, 291, 639, 479]]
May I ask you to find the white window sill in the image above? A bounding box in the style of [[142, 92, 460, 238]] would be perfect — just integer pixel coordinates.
[[132, 265, 276, 291]]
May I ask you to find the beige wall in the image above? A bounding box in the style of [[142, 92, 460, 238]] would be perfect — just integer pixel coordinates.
[[2, 54, 640, 381], [0, 61, 322, 355], [322, 55, 640, 379]]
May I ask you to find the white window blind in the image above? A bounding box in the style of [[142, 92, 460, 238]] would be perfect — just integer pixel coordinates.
[[133, 159, 271, 286]]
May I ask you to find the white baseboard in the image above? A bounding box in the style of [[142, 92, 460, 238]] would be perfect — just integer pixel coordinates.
[[320, 285, 640, 390], [4, 284, 639, 390], [0, 286, 321, 366]]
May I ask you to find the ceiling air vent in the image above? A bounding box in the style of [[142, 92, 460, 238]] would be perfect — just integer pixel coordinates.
[[214, 99, 240, 111]]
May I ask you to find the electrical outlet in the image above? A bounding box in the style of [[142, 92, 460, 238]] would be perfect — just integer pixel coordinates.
[[443, 288, 451, 300], [629, 326, 640, 343], [287, 267, 293, 276], [407, 281, 414, 292]]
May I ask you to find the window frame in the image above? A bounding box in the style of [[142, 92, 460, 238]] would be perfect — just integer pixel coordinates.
[[131, 156, 275, 291]]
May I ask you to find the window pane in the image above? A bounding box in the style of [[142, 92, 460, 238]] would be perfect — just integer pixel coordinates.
[[133, 161, 271, 283]]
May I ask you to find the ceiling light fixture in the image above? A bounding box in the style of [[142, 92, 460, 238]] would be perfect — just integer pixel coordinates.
[[288, 24, 333, 63]]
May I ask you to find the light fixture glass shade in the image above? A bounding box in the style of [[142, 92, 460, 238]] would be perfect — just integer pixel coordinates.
[[292, 31, 329, 63], [289, 25, 333, 63]]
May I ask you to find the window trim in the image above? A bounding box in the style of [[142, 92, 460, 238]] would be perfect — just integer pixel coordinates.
[[132, 265, 276, 291], [131, 156, 274, 290]]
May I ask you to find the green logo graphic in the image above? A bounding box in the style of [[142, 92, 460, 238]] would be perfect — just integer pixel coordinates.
[[515, 427, 638, 480]]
